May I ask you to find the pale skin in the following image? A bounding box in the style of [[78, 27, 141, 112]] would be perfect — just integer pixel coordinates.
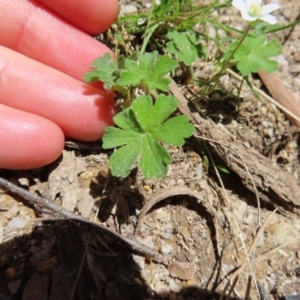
[[0, 0, 119, 169]]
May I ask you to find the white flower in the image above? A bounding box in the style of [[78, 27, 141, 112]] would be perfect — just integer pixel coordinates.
[[232, 0, 280, 24]]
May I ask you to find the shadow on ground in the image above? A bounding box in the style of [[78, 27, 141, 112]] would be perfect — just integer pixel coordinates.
[[0, 220, 239, 300]]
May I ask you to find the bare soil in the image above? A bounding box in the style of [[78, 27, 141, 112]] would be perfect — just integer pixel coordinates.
[[0, 1, 300, 299]]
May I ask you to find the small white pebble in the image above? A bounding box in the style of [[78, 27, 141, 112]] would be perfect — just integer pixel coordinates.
[[161, 229, 173, 240], [120, 4, 138, 15], [137, 17, 147, 26], [261, 121, 269, 128], [144, 2, 152, 8], [138, 236, 154, 249], [169, 279, 181, 293], [275, 54, 289, 71], [18, 178, 29, 187], [169, 179, 176, 186], [161, 244, 174, 255], [208, 27, 216, 38], [176, 179, 184, 185], [293, 77, 300, 88], [133, 254, 145, 270], [196, 165, 203, 177], [7, 217, 28, 229], [265, 128, 274, 138], [260, 106, 267, 115]]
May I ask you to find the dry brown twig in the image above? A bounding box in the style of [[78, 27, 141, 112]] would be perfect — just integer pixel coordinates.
[[258, 70, 300, 127], [169, 79, 300, 217], [0, 176, 164, 263], [134, 185, 208, 237]]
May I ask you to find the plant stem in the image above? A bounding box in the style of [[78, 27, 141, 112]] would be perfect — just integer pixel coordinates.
[[203, 24, 252, 97], [140, 0, 156, 55], [140, 22, 161, 55]]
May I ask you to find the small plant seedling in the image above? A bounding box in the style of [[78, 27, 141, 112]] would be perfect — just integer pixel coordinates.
[[102, 95, 195, 179]]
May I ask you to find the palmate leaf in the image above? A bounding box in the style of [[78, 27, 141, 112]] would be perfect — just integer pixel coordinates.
[[229, 36, 282, 76], [140, 134, 172, 179], [152, 115, 195, 145], [116, 59, 144, 86], [108, 135, 144, 178], [102, 94, 195, 178], [166, 31, 204, 66], [84, 51, 179, 93], [83, 53, 119, 89], [131, 94, 178, 130], [118, 51, 178, 92]]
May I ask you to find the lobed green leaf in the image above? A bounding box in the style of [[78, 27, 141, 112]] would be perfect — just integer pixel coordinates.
[[117, 59, 144, 86], [109, 136, 143, 178], [230, 36, 282, 76], [118, 51, 178, 92], [152, 115, 195, 145], [140, 134, 172, 178], [166, 31, 203, 66], [83, 53, 119, 88], [102, 94, 194, 178]]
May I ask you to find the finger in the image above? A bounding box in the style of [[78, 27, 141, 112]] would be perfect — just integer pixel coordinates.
[[36, 0, 119, 34], [0, 104, 64, 170], [0, 46, 116, 141], [0, 0, 117, 81]]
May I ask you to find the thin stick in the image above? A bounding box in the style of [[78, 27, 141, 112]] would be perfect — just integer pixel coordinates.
[[239, 230, 260, 298], [70, 233, 91, 300], [0, 176, 163, 263]]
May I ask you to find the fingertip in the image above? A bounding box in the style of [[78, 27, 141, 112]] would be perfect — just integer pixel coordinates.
[[71, 87, 117, 142], [93, 93, 117, 139], [0, 105, 65, 170], [36, 0, 120, 34]]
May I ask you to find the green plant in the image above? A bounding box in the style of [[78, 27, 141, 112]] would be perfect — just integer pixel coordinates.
[[102, 95, 194, 178], [228, 35, 282, 76], [84, 0, 294, 179]]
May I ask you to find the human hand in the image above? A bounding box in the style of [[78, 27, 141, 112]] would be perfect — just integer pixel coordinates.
[[0, 0, 119, 169]]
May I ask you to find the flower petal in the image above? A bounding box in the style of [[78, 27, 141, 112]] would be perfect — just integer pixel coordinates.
[[246, 0, 261, 6], [241, 9, 258, 21], [259, 14, 277, 24], [261, 3, 280, 15], [232, 0, 247, 11]]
